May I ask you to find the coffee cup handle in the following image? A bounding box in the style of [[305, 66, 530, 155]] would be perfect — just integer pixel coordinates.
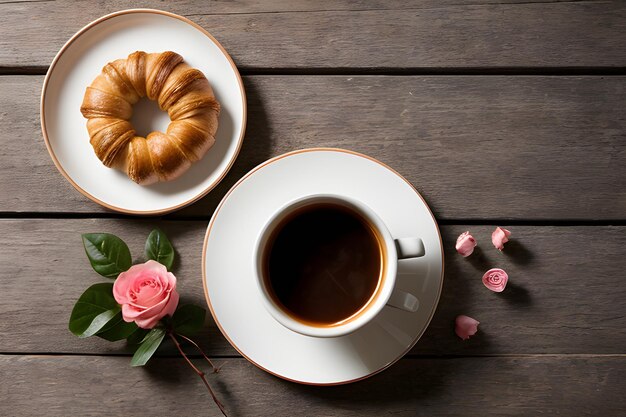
[[386, 238, 425, 313]]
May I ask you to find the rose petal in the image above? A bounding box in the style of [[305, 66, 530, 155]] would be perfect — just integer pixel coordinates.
[[134, 291, 179, 329], [113, 264, 146, 304], [491, 227, 511, 251], [162, 270, 177, 291], [133, 279, 163, 305], [455, 231, 477, 257], [134, 313, 164, 330], [126, 290, 171, 319], [482, 268, 509, 292], [455, 315, 479, 340], [161, 290, 179, 320], [121, 303, 142, 322], [129, 301, 167, 328]]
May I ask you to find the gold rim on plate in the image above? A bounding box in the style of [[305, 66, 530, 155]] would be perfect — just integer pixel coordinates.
[[40, 8, 247, 215], [201, 147, 445, 386]]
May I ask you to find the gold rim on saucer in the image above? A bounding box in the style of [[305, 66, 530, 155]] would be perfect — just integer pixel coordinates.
[[202, 147, 445, 385]]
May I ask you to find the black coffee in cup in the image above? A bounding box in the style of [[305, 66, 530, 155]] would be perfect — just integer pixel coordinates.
[[262, 202, 384, 327]]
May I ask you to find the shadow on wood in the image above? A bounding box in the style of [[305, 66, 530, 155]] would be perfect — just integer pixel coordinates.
[[179, 77, 274, 218], [413, 232, 484, 352], [466, 245, 491, 271], [277, 358, 454, 409], [504, 239, 535, 265], [502, 281, 532, 307]]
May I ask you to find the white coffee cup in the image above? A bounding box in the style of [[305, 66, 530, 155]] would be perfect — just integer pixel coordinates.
[[254, 194, 425, 338]]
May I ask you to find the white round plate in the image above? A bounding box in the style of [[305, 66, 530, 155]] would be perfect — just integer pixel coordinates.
[[41, 9, 246, 214], [203, 148, 444, 385]]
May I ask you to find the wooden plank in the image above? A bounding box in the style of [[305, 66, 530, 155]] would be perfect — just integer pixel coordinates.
[[0, 0, 555, 14], [0, 220, 233, 356], [1, 219, 624, 356], [0, 1, 624, 69], [2, 75, 625, 220], [1, 355, 624, 416]]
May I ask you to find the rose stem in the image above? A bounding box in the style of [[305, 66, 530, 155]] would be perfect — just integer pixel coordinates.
[[168, 332, 227, 416], [175, 332, 221, 373]]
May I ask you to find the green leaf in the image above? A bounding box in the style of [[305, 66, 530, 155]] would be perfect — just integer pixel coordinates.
[[82, 233, 132, 278], [145, 229, 175, 270], [69, 283, 120, 338], [172, 304, 206, 337], [96, 312, 139, 341], [131, 328, 166, 367], [127, 328, 150, 345]]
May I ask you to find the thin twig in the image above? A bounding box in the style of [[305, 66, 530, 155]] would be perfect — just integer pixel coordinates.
[[169, 332, 227, 416], [176, 332, 221, 373]]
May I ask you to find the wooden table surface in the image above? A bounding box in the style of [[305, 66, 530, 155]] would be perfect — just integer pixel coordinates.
[[1, 1, 625, 416]]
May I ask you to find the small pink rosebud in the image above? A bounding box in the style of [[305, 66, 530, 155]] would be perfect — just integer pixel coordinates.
[[455, 315, 479, 340], [482, 268, 509, 292], [455, 231, 477, 257], [492, 227, 511, 251]]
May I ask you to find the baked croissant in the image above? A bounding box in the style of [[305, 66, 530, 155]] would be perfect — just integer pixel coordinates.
[[80, 51, 220, 185]]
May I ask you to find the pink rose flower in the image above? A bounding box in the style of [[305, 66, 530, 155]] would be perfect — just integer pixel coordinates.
[[482, 268, 509, 292], [113, 260, 179, 329], [492, 227, 511, 251], [455, 231, 477, 257], [455, 315, 479, 340]]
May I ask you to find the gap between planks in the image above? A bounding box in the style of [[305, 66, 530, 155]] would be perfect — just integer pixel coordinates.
[[2, 67, 626, 76], [1, 352, 624, 358], [1, 213, 626, 226]]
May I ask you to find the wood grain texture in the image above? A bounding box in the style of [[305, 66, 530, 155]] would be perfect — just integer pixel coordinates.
[[1, 1, 624, 415], [0, 1, 624, 69], [0, 0, 563, 13], [1, 355, 624, 416], [2, 75, 624, 219], [1, 219, 624, 356]]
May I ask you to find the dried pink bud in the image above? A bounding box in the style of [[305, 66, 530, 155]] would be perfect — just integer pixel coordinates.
[[455, 315, 480, 340], [482, 268, 509, 292], [455, 231, 477, 257], [492, 227, 511, 251]]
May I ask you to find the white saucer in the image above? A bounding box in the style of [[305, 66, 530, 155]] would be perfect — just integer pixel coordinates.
[[41, 9, 246, 215], [203, 149, 444, 385]]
